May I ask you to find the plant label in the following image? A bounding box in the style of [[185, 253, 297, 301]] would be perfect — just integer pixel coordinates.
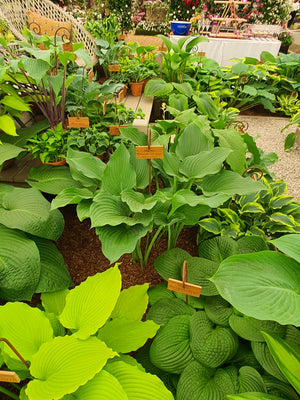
[[198, 51, 206, 57], [167, 279, 202, 297], [109, 125, 128, 136], [88, 69, 95, 82], [68, 117, 90, 128], [0, 371, 20, 383], [62, 41, 73, 53], [108, 64, 120, 72], [136, 146, 163, 159]]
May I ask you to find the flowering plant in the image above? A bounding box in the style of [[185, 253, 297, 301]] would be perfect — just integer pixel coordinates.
[[108, 0, 134, 32], [276, 30, 294, 47], [240, 0, 293, 24]]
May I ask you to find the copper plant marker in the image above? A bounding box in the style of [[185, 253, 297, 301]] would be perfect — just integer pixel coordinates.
[[167, 261, 202, 303], [0, 338, 30, 383], [198, 51, 206, 57], [108, 64, 120, 72], [68, 111, 89, 128], [109, 125, 128, 136]]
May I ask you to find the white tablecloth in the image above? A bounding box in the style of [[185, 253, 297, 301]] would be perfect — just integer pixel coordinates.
[[170, 35, 281, 66]]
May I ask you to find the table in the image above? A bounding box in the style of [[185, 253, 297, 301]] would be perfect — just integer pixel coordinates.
[[170, 35, 281, 66]]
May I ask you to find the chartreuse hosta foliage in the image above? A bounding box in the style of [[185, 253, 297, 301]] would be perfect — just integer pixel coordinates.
[[198, 177, 300, 242], [137, 237, 300, 400], [0, 183, 72, 301], [0, 267, 173, 400], [28, 108, 265, 265]]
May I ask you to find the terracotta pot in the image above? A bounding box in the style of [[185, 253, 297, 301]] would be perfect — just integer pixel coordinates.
[[42, 158, 67, 166], [130, 81, 143, 97]]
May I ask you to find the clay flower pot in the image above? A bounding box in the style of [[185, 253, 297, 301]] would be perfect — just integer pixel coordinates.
[[130, 81, 143, 97], [42, 158, 67, 166]]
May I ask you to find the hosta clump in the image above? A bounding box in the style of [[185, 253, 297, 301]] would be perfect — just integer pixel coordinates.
[[0, 266, 174, 400], [141, 236, 300, 400], [0, 183, 72, 301]]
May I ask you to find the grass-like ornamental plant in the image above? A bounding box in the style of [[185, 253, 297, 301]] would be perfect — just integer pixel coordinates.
[[0, 266, 174, 400]]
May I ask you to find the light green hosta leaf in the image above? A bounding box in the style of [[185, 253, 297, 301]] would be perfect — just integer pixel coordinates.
[[271, 234, 300, 263], [20, 56, 50, 83], [169, 93, 188, 111], [51, 187, 93, 210], [211, 251, 300, 326], [0, 142, 24, 164], [96, 224, 149, 264], [147, 298, 195, 325], [41, 289, 69, 315], [173, 82, 194, 97], [26, 336, 117, 400], [101, 144, 136, 195], [98, 318, 159, 353], [120, 189, 157, 213], [105, 360, 174, 399], [200, 170, 266, 196], [0, 225, 40, 301], [119, 127, 147, 146], [0, 115, 17, 136], [0, 302, 53, 362], [128, 145, 149, 189], [179, 147, 231, 179], [154, 248, 192, 281], [59, 267, 121, 339], [150, 315, 194, 374], [76, 199, 92, 221], [111, 283, 149, 320], [227, 393, 285, 400], [144, 78, 173, 97], [34, 237, 73, 293], [47, 72, 64, 98], [61, 369, 128, 400], [262, 332, 300, 394], [0, 187, 64, 240], [90, 192, 152, 227], [27, 165, 82, 195], [193, 92, 219, 120], [74, 49, 92, 68]]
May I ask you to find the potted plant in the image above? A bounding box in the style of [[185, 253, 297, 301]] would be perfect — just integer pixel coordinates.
[[67, 124, 111, 157], [25, 123, 69, 165], [275, 30, 294, 53]]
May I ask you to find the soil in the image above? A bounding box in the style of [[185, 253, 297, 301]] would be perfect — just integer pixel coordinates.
[[56, 205, 199, 289]]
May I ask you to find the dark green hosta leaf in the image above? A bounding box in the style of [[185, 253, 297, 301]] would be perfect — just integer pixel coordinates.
[[154, 248, 192, 281], [60, 267, 121, 339], [101, 144, 136, 195], [148, 283, 176, 306], [198, 236, 239, 262], [240, 202, 265, 213], [96, 223, 149, 263], [28, 165, 82, 195], [199, 218, 222, 234], [217, 208, 240, 224], [211, 251, 300, 326], [262, 332, 300, 394], [0, 142, 24, 164], [147, 298, 195, 325], [186, 257, 219, 296], [98, 318, 159, 353], [200, 170, 266, 196], [251, 341, 286, 383], [26, 336, 116, 400], [171, 190, 228, 213], [0, 225, 40, 301], [269, 212, 298, 227], [237, 236, 268, 254], [263, 375, 300, 400], [204, 295, 233, 327], [269, 195, 294, 209], [229, 314, 286, 342], [34, 237, 73, 293], [150, 314, 194, 374], [271, 234, 300, 263], [190, 311, 238, 368], [179, 147, 231, 179], [284, 132, 297, 151], [193, 92, 219, 120], [144, 78, 173, 97], [51, 187, 93, 210]]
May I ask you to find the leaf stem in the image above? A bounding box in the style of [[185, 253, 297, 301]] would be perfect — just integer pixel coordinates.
[[143, 226, 163, 267], [0, 386, 19, 400]]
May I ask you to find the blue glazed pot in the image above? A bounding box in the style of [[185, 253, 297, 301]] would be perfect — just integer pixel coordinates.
[[170, 21, 191, 36]]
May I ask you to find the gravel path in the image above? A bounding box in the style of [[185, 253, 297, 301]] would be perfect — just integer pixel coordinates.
[[238, 115, 300, 200]]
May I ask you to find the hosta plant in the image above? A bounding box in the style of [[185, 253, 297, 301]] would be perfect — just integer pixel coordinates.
[[0, 183, 72, 301], [0, 266, 173, 400]]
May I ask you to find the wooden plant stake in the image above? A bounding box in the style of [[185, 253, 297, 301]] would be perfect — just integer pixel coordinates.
[[136, 129, 163, 192], [109, 89, 128, 136], [108, 64, 120, 72], [167, 261, 202, 303], [0, 338, 30, 383], [68, 110, 89, 128]]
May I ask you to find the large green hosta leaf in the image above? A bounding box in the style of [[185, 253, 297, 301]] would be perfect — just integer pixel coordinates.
[[0, 187, 64, 240], [0, 142, 24, 164], [41, 289, 69, 316], [147, 298, 196, 325], [59, 267, 121, 339], [154, 248, 191, 281], [111, 283, 149, 320], [200, 170, 266, 196], [27, 165, 82, 195], [98, 318, 159, 353], [104, 360, 174, 399], [262, 332, 300, 394], [0, 302, 53, 362], [270, 234, 300, 263], [96, 224, 149, 264], [50, 187, 93, 210], [211, 251, 300, 326], [33, 237, 73, 293], [26, 336, 116, 400]]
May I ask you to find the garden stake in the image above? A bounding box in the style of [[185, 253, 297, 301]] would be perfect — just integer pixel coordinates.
[[68, 110, 89, 129], [109, 90, 128, 136], [0, 338, 30, 383], [167, 260, 202, 304], [136, 129, 163, 192]]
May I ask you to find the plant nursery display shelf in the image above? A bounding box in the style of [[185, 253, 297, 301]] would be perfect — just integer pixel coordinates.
[[170, 35, 281, 66]]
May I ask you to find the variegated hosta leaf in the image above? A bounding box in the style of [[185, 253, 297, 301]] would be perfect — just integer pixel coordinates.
[[26, 336, 117, 400], [111, 283, 149, 321], [262, 332, 300, 394], [97, 318, 159, 353], [104, 360, 174, 399], [270, 234, 300, 263], [211, 251, 300, 326], [227, 393, 285, 400], [150, 314, 194, 374], [190, 311, 238, 368], [0, 302, 53, 362], [59, 267, 121, 339]]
